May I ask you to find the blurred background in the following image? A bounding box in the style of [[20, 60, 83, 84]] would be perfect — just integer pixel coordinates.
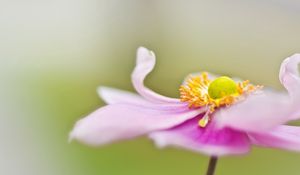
[[1, 0, 300, 174]]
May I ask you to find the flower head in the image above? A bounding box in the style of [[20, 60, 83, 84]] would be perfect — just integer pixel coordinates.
[[70, 47, 300, 156]]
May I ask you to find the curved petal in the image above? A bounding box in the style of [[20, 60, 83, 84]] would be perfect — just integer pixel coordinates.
[[279, 54, 300, 119], [70, 104, 205, 146], [131, 47, 180, 103], [97, 86, 191, 112], [215, 90, 292, 132], [249, 125, 300, 152], [149, 116, 250, 156], [279, 54, 300, 97]]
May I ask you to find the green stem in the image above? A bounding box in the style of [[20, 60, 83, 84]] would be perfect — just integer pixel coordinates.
[[206, 156, 218, 175]]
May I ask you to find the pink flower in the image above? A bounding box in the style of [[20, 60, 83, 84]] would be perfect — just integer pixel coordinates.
[[70, 47, 300, 156]]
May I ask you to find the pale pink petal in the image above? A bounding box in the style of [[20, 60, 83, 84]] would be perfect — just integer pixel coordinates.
[[279, 54, 300, 119], [97, 86, 151, 105], [149, 116, 250, 156], [279, 54, 300, 97], [97, 86, 191, 111], [215, 90, 292, 132], [249, 125, 300, 152], [70, 104, 205, 146], [131, 47, 180, 103]]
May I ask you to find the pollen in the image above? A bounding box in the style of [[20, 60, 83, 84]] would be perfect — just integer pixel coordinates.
[[179, 72, 261, 127]]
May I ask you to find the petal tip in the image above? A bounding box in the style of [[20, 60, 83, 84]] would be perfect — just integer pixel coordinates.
[[97, 86, 113, 103], [68, 118, 98, 146], [97, 86, 107, 97], [148, 133, 167, 149], [137, 46, 151, 54], [68, 120, 82, 143], [136, 47, 155, 65]]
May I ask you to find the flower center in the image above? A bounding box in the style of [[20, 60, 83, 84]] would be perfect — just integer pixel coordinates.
[[179, 72, 261, 128], [208, 76, 238, 99]]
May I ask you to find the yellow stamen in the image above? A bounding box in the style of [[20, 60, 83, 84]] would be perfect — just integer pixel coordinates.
[[198, 110, 210, 128], [179, 72, 261, 127], [198, 116, 209, 127]]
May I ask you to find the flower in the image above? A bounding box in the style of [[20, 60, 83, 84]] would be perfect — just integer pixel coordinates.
[[70, 47, 300, 156]]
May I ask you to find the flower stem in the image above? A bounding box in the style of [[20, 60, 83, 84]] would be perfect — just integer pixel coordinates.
[[206, 156, 218, 175]]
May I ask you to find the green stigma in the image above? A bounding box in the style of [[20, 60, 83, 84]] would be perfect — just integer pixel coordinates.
[[208, 76, 238, 99]]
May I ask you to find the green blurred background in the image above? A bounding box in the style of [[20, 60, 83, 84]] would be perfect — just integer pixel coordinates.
[[1, 0, 300, 174]]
